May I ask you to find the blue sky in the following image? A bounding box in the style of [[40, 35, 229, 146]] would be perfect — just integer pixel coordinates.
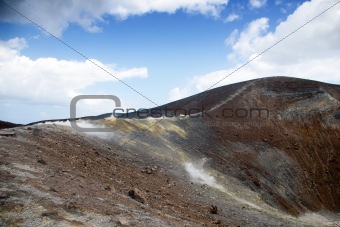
[[1, 0, 340, 123]]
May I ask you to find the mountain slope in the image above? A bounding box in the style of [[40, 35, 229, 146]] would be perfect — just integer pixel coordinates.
[[1, 76, 339, 226], [158, 76, 340, 215]]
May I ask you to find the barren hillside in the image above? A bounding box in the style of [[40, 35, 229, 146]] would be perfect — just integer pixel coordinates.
[[1, 77, 339, 226]]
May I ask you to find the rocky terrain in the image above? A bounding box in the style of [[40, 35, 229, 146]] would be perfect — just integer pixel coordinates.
[[1, 76, 340, 226]]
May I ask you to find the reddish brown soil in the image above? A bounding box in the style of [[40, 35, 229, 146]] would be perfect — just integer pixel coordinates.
[[162, 77, 340, 216], [1, 77, 340, 226], [0, 126, 227, 226]]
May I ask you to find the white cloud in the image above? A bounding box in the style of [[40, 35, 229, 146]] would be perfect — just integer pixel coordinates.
[[1, 37, 28, 50], [249, 0, 267, 8], [1, 0, 228, 37], [225, 29, 239, 46], [224, 13, 240, 22], [169, 0, 340, 99], [169, 87, 192, 101], [0, 37, 148, 105], [275, 0, 283, 5], [227, 17, 269, 61]]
